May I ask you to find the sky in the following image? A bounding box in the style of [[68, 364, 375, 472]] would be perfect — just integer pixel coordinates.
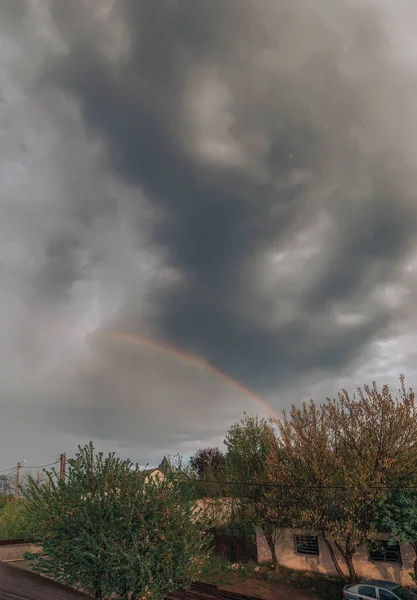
[[2, 0, 417, 471]]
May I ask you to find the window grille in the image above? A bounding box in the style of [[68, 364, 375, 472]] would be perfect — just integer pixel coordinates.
[[368, 541, 402, 564], [294, 535, 319, 555]]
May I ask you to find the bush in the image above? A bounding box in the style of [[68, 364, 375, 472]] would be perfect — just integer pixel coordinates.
[[200, 555, 231, 577], [0, 498, 36, 540], [24, 442, 212, 600]]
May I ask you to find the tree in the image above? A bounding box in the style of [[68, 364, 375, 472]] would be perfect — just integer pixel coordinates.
[[24, 442, 211, 600], [224, 414, 288, 568], [0, 498, 35, 540], [189, 447, 225, 480], [271, 375, 417, 582], [189, 447, 227, 498], [0, 474, 12, 497], [269, 399, 346, 578], [0, 474, 12, 512], [375, 487, 417, 581]]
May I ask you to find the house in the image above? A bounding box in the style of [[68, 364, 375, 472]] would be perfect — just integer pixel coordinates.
[[256, 529, 416, 587], [0, 560, 94, 599], [143, 456, 171, 484]]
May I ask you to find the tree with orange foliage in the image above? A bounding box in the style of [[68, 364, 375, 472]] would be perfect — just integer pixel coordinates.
[[269, 375, 417, 582]]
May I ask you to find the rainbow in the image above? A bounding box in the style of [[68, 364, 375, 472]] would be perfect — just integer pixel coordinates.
[[98, 331, 278, 418]]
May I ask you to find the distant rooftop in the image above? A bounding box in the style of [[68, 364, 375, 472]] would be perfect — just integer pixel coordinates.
[[143, 456, 172, 475]]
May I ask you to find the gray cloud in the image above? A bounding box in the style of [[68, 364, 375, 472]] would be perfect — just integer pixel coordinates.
[[2, 0, 417, 468], [47, 0, 417, 389]]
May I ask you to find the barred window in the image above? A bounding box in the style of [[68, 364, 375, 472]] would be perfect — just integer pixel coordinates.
[[368, 541, 402, 564], [294, 535, 319, 556]]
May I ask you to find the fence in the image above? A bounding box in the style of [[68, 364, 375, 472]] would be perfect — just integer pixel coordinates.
[[208, 527, 257, 563]]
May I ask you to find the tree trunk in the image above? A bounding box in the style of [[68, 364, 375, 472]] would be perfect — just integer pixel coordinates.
[[265, 532, 278, 569], [410, 541, 417, 581], [334, 541, 357, 583], [322, 536, 345, 580], [94, 577, 102, 599], [345, 554, 357, 583]]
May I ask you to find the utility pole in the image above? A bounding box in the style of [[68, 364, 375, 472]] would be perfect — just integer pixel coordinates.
[[14, 460, 26, 499], [15, 462, 21, 499], [59, 453, 66, 481]]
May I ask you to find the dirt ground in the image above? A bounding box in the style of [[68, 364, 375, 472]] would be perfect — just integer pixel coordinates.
[[208, 573, 322, 600], [8, 561, 322, 600]]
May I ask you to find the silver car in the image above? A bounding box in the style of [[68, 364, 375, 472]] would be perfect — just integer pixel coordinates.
[[343, 580, 417, 600]]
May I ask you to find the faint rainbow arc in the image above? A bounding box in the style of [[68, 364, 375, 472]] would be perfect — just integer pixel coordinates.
[[99, 331, 278, 418]]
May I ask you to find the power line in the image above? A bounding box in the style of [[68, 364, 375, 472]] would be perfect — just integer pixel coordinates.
[[3, 456, 417, 492], [0, 458, 60, 476], [21, 460, 60, 470], [0, 467, 17, 474], [185, 478, 417, 491]]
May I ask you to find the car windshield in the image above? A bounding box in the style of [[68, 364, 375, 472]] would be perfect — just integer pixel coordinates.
[[394, 587, 417, 600]]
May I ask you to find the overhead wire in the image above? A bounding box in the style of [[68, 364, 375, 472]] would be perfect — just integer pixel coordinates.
[[21, 460, 60, 470], [0, 467, 17, 474], [178, 478, 417, 491], [3, 457, 417, 492], [0, 458, 60, 476]]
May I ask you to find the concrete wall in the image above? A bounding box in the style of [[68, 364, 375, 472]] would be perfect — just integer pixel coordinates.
[[0, 542, 41, 563], [195, 497, 234, 525], [256, 529, 415, 587]]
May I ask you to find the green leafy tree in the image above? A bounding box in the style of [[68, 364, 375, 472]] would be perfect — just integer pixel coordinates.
[[189, 448, 226, 498], [24, 442, 211, 600], [224, 414, 287, 568], [0, 498, 36, 540], [189, 448, 225, 480], [375, 487, 417, 580], [164, 454, 201, 503]]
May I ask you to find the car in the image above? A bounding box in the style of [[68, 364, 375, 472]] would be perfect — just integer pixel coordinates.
[[342, 579, 417, 599]]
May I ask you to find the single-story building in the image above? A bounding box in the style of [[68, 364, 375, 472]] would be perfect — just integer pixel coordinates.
[[256, 529, 416, 587]]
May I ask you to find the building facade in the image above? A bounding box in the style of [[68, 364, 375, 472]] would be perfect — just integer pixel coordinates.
[[256, 529, 416, 587]]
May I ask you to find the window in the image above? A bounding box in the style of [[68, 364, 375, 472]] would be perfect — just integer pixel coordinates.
[[358, 586, 376, 598], [294, 535, 319, 555], [368, 540, 402, 564], [379, 590, 396, 600]]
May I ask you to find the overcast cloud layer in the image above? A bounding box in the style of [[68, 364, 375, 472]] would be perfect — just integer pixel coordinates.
[[2, 0, 417, 470]]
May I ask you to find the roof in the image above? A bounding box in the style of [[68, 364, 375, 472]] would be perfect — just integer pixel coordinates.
[[143, 466, 163, 475], [358, 580, 400, 591], [143, 456, 172, 476], [0, 561, 94, 600]]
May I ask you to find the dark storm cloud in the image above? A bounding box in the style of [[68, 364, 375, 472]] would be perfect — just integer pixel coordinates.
[[0, 0, 29, 27], [44, 0, 417, 394], [35, 232, 85, 298]]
